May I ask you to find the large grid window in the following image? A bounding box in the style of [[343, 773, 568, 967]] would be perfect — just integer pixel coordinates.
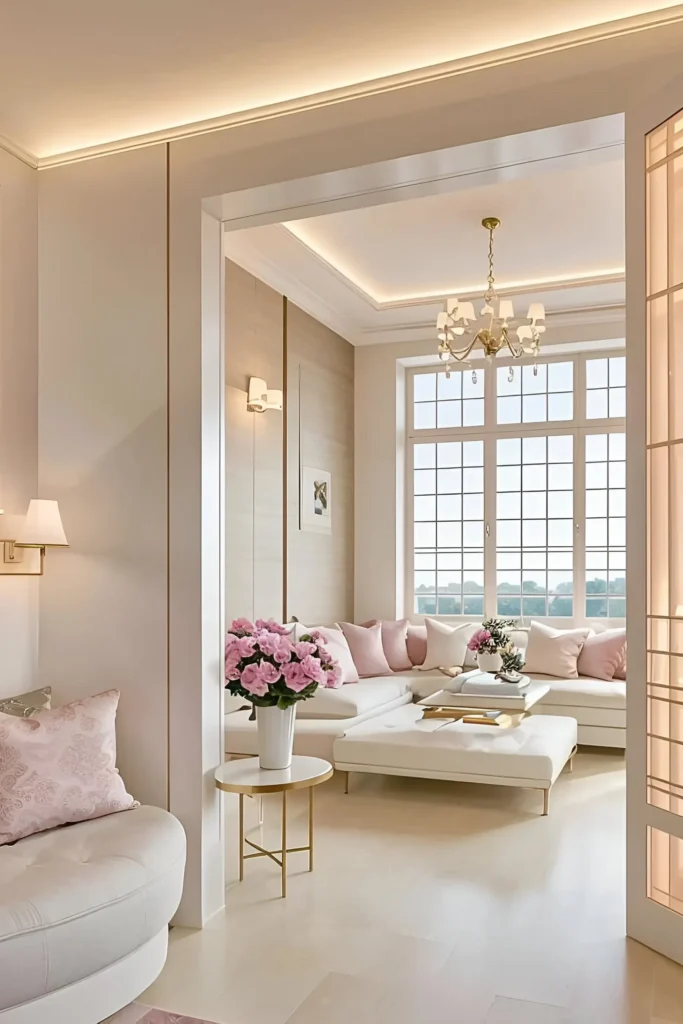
[[496, 435, 574, 617], [408, 352, 626, 623], [585, 432, 626, 618], [413, 440, 484, 616]]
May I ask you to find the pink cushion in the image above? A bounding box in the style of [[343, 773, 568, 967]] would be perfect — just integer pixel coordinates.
[[615, 645, 627, 680], [0, 689, 137, 846], [407, 624, 428, 666], [339, 621, 393, 678], [358, 619, 412, 671], [577, 629, 627, 682]]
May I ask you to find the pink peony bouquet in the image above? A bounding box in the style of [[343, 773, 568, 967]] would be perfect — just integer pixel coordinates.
[[225, 618, 342, 708]]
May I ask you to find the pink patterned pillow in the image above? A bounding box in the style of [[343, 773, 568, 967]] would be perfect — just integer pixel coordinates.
[[615, 645, 627, 680], [338, 622, 392, 678], [0, 689, 137, 846], [577, 629, 627, 682]]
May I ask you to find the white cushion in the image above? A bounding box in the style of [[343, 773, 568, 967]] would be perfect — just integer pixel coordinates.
[[297, 677, 412, 719], [295, 623, 359, 683], [533, 676, 626, 710], [522, 621, 591, 678], [333, 705, 577, 785], [0, 805, 185, 1012], [420, 618, 477, 671]]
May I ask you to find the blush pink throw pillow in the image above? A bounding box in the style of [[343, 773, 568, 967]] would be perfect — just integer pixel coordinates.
[[339, 621, 393, 678], [0, 689, 137, 846], [358, 619, 412, 671], [407, 625, 428, 666], [577, 629, 627, 682]]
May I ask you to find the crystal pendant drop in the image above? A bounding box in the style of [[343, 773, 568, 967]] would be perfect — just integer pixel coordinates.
[[507, 368, 514, 383], [533, 363, 539, 376], [472, 369, 477, 385]]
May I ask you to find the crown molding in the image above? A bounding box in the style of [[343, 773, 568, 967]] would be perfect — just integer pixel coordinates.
[[15, 4, 683, 170], [0, 134, 38, 170]]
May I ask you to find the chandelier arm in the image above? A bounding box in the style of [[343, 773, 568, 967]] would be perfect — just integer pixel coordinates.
[[504, 333, 524, 359], [446, 336, 479, 362]]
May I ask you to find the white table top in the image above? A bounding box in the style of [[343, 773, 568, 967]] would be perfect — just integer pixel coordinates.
[[418, 682, 550, 712], [215, 755, 334, 794]]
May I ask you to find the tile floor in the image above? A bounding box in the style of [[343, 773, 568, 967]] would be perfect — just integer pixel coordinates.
[[142, 751, 683, 1023]]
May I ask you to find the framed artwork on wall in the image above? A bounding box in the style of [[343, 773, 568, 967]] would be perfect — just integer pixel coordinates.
[[301, 466, 332, 533]]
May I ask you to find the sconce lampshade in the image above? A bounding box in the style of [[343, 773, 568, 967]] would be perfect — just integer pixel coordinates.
[[17, 500, 68, 547]]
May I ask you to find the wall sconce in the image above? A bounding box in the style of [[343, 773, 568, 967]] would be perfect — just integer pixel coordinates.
[[1, 499, 68, 576], [247, 377, 283, 413]]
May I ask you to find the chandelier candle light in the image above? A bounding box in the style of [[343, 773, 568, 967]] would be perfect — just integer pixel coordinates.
[[436, 218, 546, 376]]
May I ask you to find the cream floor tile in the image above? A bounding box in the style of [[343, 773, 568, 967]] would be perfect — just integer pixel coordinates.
[[485, 996, 568, 1023], [144, 751, 683, 1024]]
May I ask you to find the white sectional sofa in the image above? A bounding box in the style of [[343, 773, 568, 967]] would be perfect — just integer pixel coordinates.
[[225, 659, 625, 761]]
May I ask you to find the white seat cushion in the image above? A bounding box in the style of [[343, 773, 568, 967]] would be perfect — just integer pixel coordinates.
[[334, 705, 577, 785], [532, 676, 626, 710], [0, 805, 185, 1012], [296, 677, 412, 719]]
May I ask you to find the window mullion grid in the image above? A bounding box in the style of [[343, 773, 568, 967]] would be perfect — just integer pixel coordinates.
[[484, 432, 497, 619], [574, 429, 587, 626], [405, 438, 415, 620]]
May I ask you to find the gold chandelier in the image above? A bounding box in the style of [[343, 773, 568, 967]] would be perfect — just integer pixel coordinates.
[[436, 217, 546, 368]]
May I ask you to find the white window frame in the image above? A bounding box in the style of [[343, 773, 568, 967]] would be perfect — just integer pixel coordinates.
[[405, 349, 626, 627]]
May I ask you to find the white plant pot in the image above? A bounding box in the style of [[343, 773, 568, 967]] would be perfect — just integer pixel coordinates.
[[256, 704, 297, 770], [477, 651, 503, 674]]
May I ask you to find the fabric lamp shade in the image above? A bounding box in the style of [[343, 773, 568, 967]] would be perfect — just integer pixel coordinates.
[[17, 500, 68, 547]]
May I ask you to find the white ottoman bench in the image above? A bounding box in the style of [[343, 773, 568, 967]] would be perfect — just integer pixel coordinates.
[[333, 705, 577, 815]]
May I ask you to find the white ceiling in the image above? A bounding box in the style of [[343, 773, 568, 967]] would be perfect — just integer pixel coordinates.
[[223, 117, 625, 347], [0, 0, 680, 162]]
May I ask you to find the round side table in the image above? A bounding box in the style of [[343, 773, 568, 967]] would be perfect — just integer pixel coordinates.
[[214, 755, 333, 898]]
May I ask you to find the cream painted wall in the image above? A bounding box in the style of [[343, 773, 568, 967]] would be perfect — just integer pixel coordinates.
[[225, 259, 284, 623], [37, 146, 169, 808], [0, 148, 39, 698], [354, 324, 626, 624], [287, 302, 354, 624]]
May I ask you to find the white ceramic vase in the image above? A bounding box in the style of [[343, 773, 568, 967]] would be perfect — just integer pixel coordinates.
[[256, 704, 297, 770], [477, 651, 503, 674]]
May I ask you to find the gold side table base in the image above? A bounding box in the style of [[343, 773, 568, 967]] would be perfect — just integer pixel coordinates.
[[238, 788, 315, 898]]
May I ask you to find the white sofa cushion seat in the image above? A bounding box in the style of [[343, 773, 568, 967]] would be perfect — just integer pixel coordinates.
[[296, 677, 412, 719], [0, 805, 186, 1014], [532, 676, 626, 710]]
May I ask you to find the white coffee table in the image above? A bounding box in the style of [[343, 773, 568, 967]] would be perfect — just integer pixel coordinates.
[[215, 755, 333, 897], [419, 682, 550, 713], [333, 705, 577, 815]]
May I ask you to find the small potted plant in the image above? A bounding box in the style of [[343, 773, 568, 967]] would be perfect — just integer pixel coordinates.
[[467, 618, 523, 674], [225, 618, 342, 769]]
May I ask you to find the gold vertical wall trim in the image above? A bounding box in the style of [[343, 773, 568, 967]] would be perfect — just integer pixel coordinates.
[[165, 141, 171, 812], [283, 295, 288, 622]]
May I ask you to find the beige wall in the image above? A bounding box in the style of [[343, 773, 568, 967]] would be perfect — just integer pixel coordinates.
[[224, 260, 354, 627], [287, 302, 354, 625], [37, 146, 169, 808], [0, 148, 39, 698], [225, 259, 284, 623]]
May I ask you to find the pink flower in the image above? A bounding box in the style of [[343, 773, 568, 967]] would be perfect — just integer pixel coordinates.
[[231, 618, 255, 634], [323, 662, 343, 688], [238, 635, 257, 658], [467, 628, 491, 652], [294, 640, 317, 660], [282, 661, 310, 693], [240, 663, 269, 697], [300, 654, 325, 684], [258, 661, 282, 686], [225, 632, 239, 650], [256, 631, 282, 656], [273, 637, 293, 664], [319, 647, 333, 665], [225, 645, 241, 679], [255, 619, 290, 636]]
